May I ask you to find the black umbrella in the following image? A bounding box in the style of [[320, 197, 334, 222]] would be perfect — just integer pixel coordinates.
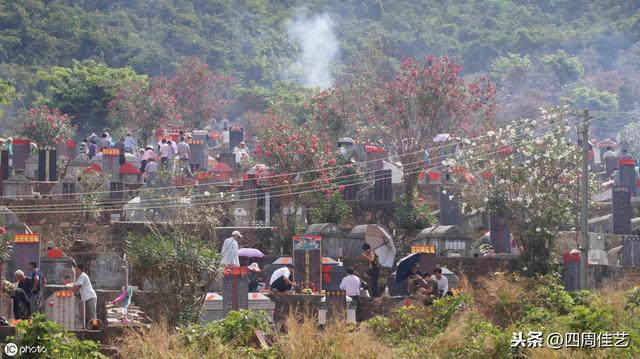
[[395, 252, 422, 283]]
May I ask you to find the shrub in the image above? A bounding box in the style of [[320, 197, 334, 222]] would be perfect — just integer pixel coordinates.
[[394, 197, 434, 230], [568, 305, 614, 333], [625, 286, 640, 310], [310, 191, 351, 224], [8, 315, 105, 359], [180, 310, 269, 349]]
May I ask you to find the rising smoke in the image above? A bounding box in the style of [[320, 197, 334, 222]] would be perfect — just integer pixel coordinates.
[[285, 12, 339, 89]]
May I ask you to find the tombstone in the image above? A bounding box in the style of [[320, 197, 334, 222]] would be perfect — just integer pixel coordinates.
[[65, 157, 89, 179], [229, 127, 244, 149], [373, 169, 392, 201], [101, 147, 121, 179], [45, 288, 83, 330], [218, 153, 237, 171], [621, 235, 640, 267], [109, 181, 125, 200], [118, 163, 142, 184], [490, 214, 511, 254], [23, 154, 39, 180], [618, 157, 637, 196], [89, 252, 126, 289], [0, 148, 9, 180], [222, 266, 249, 316], [324, 290, 347, 323], [612, 185, 632, 235], [0, 207, 28, 238], [562, 252, 581, 292], [293, 235, 323, 290], [191, 130, 209, 169], [11, 234, 40, 276], [240, 176, 259, 200], [232, 206, 251, 226], [11, 139, 32, 171], [439, 187, 461, 226], [47, 174, 82, 200], [342, 183, 359, 201], [2, 174, 34, 199], [37, 146, 58, 181]]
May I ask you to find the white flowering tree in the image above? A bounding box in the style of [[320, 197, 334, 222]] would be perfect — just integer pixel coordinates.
[[455, 113, 593, 274], [616, 122, 640, 158]]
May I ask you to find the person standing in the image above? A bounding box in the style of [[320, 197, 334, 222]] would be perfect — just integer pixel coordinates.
[[159, 139, 170, 168], [2, 279, 31, 320], [144, 157, 158, 187], [124, 132, 137, 154], [270, 264, 295, 293], [28, 261, 45, 314], [431, 268, 449, 297], [339, 267, 361, 300], [221, 127, 230, 149], [177, 136, 192, 177], [140, 146, 155, 173], [78, 139, 88, 160], [88, 140, 98, 160], [72, 264, 97, 326], [98, 133, 111, 151], [220, 231, 241, 267], [361, 243, 380, 297], [115, 136, 126, 165], [248, 262, 261, 292]]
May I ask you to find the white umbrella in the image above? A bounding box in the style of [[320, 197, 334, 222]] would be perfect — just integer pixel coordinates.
[[364, 224, 396, 268], [433, 133, 451, 143]]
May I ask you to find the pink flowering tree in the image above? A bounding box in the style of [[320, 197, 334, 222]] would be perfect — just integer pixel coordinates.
[[169, 57, 236, 129], [19, 105, 76, 146], [109, 77, 181, 144]]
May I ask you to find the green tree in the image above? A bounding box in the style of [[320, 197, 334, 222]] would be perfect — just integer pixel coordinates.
[[38, 60, 147, 135], [490, 53, 531, 91], [565, 87, 619, 111], [541, 50, 584, 85]]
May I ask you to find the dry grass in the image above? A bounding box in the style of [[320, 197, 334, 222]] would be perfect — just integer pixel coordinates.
[[274, 314, 394, 359], [115, 322, 231, 359], [474, 273, 526, 327]]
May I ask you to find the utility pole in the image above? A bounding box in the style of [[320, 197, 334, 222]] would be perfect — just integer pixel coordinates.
[[579, 109, 589, 290]]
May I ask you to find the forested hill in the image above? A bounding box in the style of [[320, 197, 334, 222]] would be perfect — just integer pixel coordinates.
[[1, 0, 640, 133]]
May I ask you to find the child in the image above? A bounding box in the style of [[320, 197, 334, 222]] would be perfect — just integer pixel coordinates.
[[107, 286, 134, 323]]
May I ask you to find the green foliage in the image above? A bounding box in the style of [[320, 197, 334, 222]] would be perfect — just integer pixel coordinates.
[[625, 286, 640, 310], [568, 304, 614, 332], [126, 233, 221, 326], [0, 78, 15, 105], [310, 191, 351, 224], [38, 59, 147, 135], [490, 53, 531, 88], [7, 314, 106, 359], [394, 197, 434, 230], [179, 310, 269, 349], [541, 50, 584, 85], [566, 86, 619, 111]]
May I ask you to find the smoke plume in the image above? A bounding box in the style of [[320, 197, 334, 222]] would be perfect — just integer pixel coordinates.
[[286, 12, 339, 89]]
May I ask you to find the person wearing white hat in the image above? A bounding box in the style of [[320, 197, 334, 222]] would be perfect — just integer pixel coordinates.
[[248, 262, 261, 292], [221, 231, 241, 267]]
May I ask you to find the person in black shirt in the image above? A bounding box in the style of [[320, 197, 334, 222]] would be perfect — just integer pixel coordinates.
[[361, 244, 380, 297]]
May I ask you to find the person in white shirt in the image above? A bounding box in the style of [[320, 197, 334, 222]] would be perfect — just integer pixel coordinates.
[[222, 127, 230, 149], [71, 264, 98, 326], [124, 133, 137, 153], [159, 139, 171, 167], [270, 264, 295, 293], [177, 137, 192, 177], [339, 267, 361, 298], [220, 231, 241, 267], [431, 267, 449, 297]]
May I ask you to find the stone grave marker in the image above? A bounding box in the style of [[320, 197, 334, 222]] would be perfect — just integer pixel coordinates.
[[101, 147, 121, 179], [45, 288, 83, 330], [37, 146, 58, 181], [612, 185, 632, 235], [229, 127, 244, 149], [222, 266, 249, 316], [439, 187, 461, 226], [89, 251, 126, 290], [621, 235, 640, 267], [190, 130, 208, 170], [373, 169, 392, 201], [618, 157, 637, 196], [490, 214, 511, 254], [11, 139, 31, 171], [24, 154, 39, 180], [65, 157, 89, 179], [2, 174, 34, 199], [109, 181, 125, 200], [563, 252, 581, 292], [293, 234, 322, 290], [0, 148, 9, 180], [218, 152, 237, 171], [11, 234, 40, 275], [325, 289, 347, 323]]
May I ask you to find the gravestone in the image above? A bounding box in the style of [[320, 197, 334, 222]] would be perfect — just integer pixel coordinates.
[[218, 153, 237, 171], [618, 157, 637, 196], [101, 148, 121, 179], [89, 252, 126, 289], [65, 157, 89, 179], [188, 139, 206, 171], [342, 182, 359, 201], [109, 181, 125, 200], [229, 128, 244, 149], [325, 290, 347, 323], [24, 154, 39, 180], [11, 139, 31, 171], [48, 174, 82, 200], [373, 169, 392, 201], [45, 288, 83, 330], [2, 174, 34, 199], [439, 187, 461, 226], [490, 214, 511, 254], [293, 235, 322, 290], [612, 185, 632, 235], [562, 252, 581, 292], [37, 146, 58, 181], [11, 234, 40, 276], [222, 266, 249, 316], [0, 149, 9, 180], [621, 235, 640, 267]]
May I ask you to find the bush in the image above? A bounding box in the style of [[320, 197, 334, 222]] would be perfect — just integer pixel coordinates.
[[394, 197, 434, 230], [8, 315, 105, 359], [179, 310, 269, 349], [309, 191, 351, 224]]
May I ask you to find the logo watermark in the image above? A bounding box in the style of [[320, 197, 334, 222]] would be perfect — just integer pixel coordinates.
[[3, 343, 47, 357]]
